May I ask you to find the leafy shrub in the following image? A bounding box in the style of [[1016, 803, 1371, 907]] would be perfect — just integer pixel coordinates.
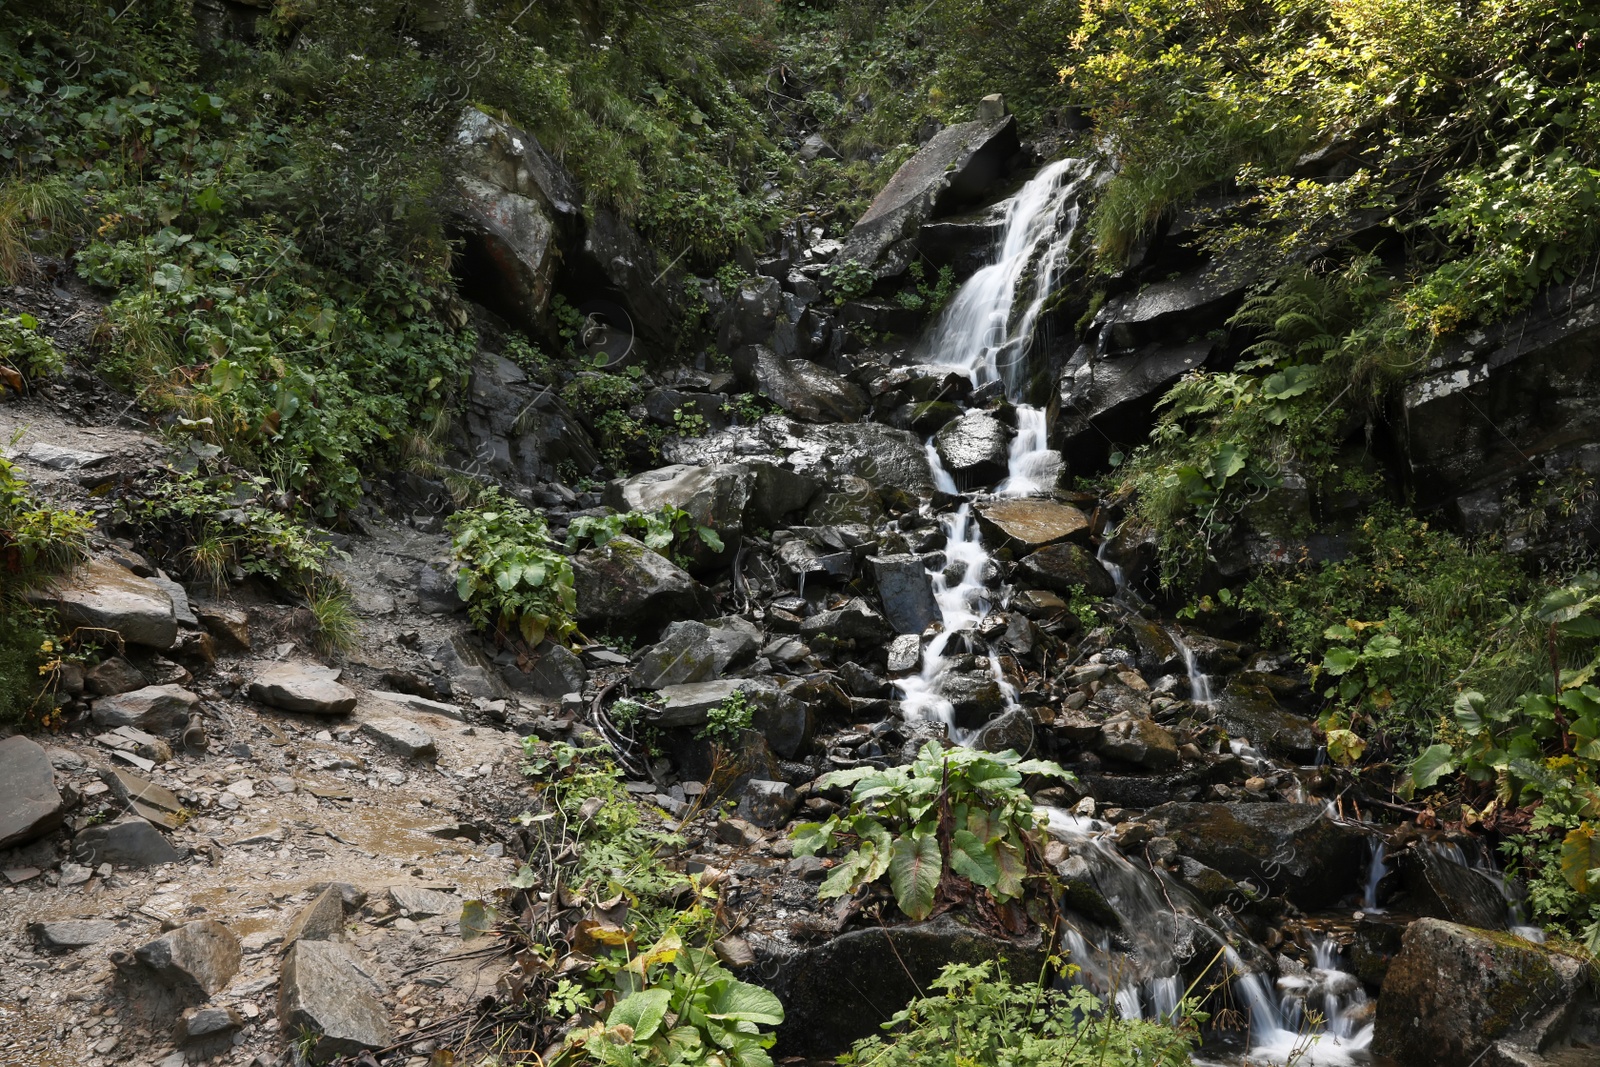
[[838, 959, 1198, 1067], [791, 742, 1071, 920], [567, 506, 724, 556], [0, 311, 64, 392], [697, 690, 754, 745], [449, 489, 576, 647]]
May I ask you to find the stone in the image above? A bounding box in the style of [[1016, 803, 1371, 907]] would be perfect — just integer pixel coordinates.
[[285, 885, 347, 945], [572, 534, 712, 639], [102, 767, 186, 829], [360, 717, 437, 761], [85, 656, 149, 696], [1176, 856, 1239, 905], [868, 555, 939, 635], [31, 557, 177, 648], [1094, 715, 1179, 770], [799, 598, 891, 644], [938, 673, 1007, 730], [183, 1005, 244, 1040], [1016, 542, 1116, 598], [971, 708, 1035, 754], [606, 463, 754, 540], [370, 689, 468, 721], [779, 420, 937, 498], [934, 409, 1013, 484], [731, 346, 869, 423], [195, 604, 250, 651], [886, 633, 922, 673], [1373, 918, 1592, 1066], [652, 678, 775, 729], [149, 576, 198, 628], [1212, 677, 1320, 763], [75, 816, 187, 867], [28, 919, 120, 953], [975, 499, 1090, 550], [1124, 618, 1182, 675], [749, 914, 1048, 1055], [247, 663, 357, 715], [1052, 341, 1214, 472], [1398, 843, 1514, 930], [134, 920, 241, 1001], [0, 736, 66, 849], [631, 621, 717, 688], [454, 352, 601, 489], [738, 779, 799, 829], [834, 113, 1021, 280], [1148, 802, 1367, 909], [716, 817, 763, 847], [16, 441, 110, 469], [389, 885, 461, 919], [92, 684, 199, 732], [279, 940, 395, 1058]]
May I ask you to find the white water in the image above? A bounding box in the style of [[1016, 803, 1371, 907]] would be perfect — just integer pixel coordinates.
[[1360, 840, 1388, 913], [1229, 938, 1374, 1066], [1096, 522, 1218, 705], [995, 404, 1062, 497]]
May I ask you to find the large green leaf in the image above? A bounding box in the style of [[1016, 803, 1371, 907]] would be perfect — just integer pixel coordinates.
[[949, 828, 999, 888], [889, 832, 941, 920], [608, 987, 672, 1042], [993, 836, 1026, 900], [1561, 823, 1600, 895], [1454, 691, 1489, 736], [817, 848, 870, 900], [705, 978, 785, 1026], [1411, 743, 1456, 790], [1323, 646, 1359, 676]]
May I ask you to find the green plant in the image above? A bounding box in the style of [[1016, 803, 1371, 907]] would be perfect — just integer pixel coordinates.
[[893, 261, 957, 315], [307, 582, 360, 656], [823, 259, 876, 304], [449, 488, 577, 647], [697, 690, 754, 745], [672, 407, 709, 438], [567, 506, 724, 556], [791, 742, 1071, 921], [1, 456, 92, 578], [837, 959, 1198, 1067], [0, 312, 64, 392]]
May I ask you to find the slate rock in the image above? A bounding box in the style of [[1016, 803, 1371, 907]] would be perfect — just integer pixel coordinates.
[[1147, 802, 1366, 909], [630, 620, 719, 688], [29, 919, 121, 953], [976, 499, 1090, 549], [500, 639, 588, 699], [279, 940, 395, 1059], [183, 1005, 244, 1041], [1016, 542, 1116, 598], [195, 604, 250, 651], [389, 885, 461, 919], [285, 885, 348, 945], [75, 815, 188, 867], [572, 534, 712, 639], [731, 345, 869, 423], [85, 656, 149, 696], [780, 421, 937, 499], [868, 555, 939, 635], [1094, 715, 1180, 771], [247, 663, 358, 715], [31, 558, 177, 649], [134, 920, 241, 1002], [1053, 342, 1213, 472], [359, 717, 437, 761], [934, 409, 1012, 484], [0, 736, 66, 849], [92, 684, 199, 732], [798, 598, 890, 644], [739, 779, 799, 829]]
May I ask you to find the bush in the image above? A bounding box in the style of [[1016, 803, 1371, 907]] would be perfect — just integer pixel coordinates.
[[448, 488, 576, 647]]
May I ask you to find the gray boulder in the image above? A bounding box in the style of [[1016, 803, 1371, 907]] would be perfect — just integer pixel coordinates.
[[934, 409, 1012, 484], [716, 277, 784, 350], [1211, 677, 1319, 763], [868, 555, 939, 635], [279, 940, 394, 1059], [1398, 844, 1514, 930], [456, 352, 601, 486], [499, 640, 587, 700], [651, 678, 775, 729], [606, 462, 752, 541], [134, 920, 241, 1002], [29, 919, 121, 953], [29, 557, 177, 649], [247, 663, 357, 715], [1094, 714, 1180, 770], [91, 684, 199, 732], [1016, 542, 1116, 598], [75, 816, 187, 867], [738, 779, 799, 829], [359, 717, 437, 761], [0, 736, 66, 849], [780, 421, 937, 498], [732, 346, 869, 424], [975, 499, 1090, 550], [1148, 802, 1366, 908], [834, 113, 1021, 281], [85, 656, 149, 696], [799, 598, 891, 644], [631, 618, 761, 689], [572, 534, 712, 639], [285, 885, 348, 946]]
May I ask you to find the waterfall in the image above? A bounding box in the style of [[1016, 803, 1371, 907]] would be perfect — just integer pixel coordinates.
[[1360, 840, 1388, 913], [1096, 521, 1217, 705], [995, 405, 1062, 497]]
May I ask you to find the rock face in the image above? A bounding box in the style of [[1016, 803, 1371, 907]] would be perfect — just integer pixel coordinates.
[[279, 940, 394, 1059], [934, 409, 1012, 484], [834, 113, 1021, 280], [1015, 542, 1116, 598], [0, 736, 66, 849], [247, 663, 357, 715], [91, 684, 199, 732], [975, 499, 1090, 550], [134, 920, 241, 1002], [732, 346, 869, 423], [572, 534, 713, 639], [1148, 802, 1366, 908], [75, 816, 187, 867], [1052, 342, 1213, 471], [31, 557, 177, 649], [456, 352, 600, 486], [748, 915, 1048, 1055], [1373, 919, 1593, 1066]]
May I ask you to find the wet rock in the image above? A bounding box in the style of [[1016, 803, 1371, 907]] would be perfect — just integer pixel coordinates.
[[781, 421, 936, 498], [0, 736, 66, 849], [247, 664, 357, 715], [632, 618, 763, 688], [1398, 844, 1513, 930], [972, 708, 1034, 754], [85, 656, 149, 696], [886, 633, 922, 673], [1016, 542, 1116, 598], [28, 919, 120, 953], [1148, 801, 1366, 908], [1124, 618, 1181, 675], [1052, 342, 1213, 472], [134, 920, 241, 1002], [753, 686, 815, 760], [91, 684, 199, 732], [976, 499, 1090, 550], [1176, 856, 1238, 905], [939, 673, 1006, 730], [279, 940, 395, 1058], [934, 409, 1012, 483], [75, 815, 187, 867], [799, 598, 890, 644], [1094, 715, 1179, 770], [868, 555, 939, 635], [30, 557, 177, 649], [732, 346, 869, 423], [749, 914, 1048, 1055], [572, 534, 713, 639], [833, 112, 1021, 281], [359, 717, 437, 761], [739, 779, 799, 829], [1373, 918, 1592, 1067], [1211, 677, 1319, 763]]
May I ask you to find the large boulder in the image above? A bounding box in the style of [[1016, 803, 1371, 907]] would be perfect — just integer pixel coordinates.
[[1015, 542, 1116, 598], [1397, 843, 1514, 930], [1373, 919, 1594, 1067], [834, 112, 1022, 281], [732, 346, 869, 424], [1094, 715, 1179, 770], [1101, 264, 1257, 350], [868, 555, 939, 635], [75, 815, 187, 866], [934, 409, 1013, 484], [747, 914, 1048, 1055], [1211, 677, 1320, 763], [0, 736, 66, 849], [91, 684, 199, 732], [975, 499, 1090, 551], [133, 920, 241, 1003], [779, 421, 937, 500], [30, 557, 177, 649], [1147, 802, 1367, 908], [279, 940, 395, 1059], [572, 534, 713, 639], [247, 664, 357, 715], [455, 352, 600, 485], [1051, 342, 1213, 473], [631, 618, 761, 689], [605, 463, 754, 538]]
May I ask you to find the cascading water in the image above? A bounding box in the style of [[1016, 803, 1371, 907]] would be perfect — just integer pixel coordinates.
[[1096, 522, 1218, 706], [1360, 840, 1388, 913]]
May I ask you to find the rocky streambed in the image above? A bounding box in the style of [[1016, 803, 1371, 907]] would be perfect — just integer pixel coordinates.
[[4, 102, 1600, 1067]]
